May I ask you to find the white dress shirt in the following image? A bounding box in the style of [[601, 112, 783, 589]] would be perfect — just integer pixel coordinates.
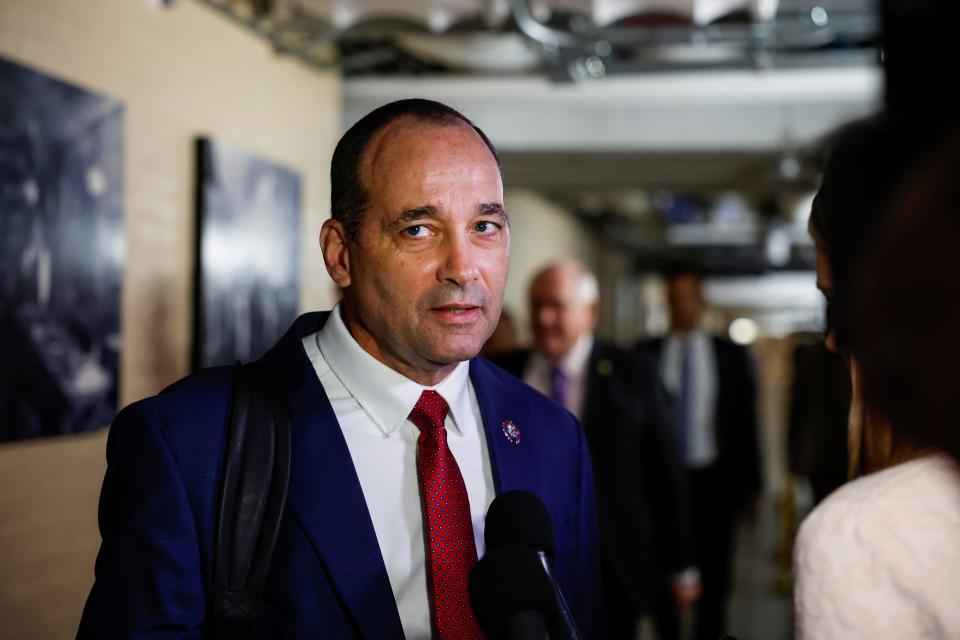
[[523, 334, 594, 420], [659, 331, 718, 468], [301, 304, 496, 639]]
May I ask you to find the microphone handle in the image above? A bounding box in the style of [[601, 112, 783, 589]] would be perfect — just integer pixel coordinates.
[[537, 551, 582, 640]]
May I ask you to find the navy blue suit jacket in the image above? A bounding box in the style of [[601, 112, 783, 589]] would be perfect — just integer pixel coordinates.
[[78, 312, 603, 639]]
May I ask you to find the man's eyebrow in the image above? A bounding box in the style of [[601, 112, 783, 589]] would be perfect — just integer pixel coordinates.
[[479, 202, 508, 222], [387, 203, 508, 229], [386, 206, 440, 229], [479, 202, 504, 215]]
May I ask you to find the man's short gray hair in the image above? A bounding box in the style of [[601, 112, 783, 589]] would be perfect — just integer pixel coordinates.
[[577, 268, 599, 304]]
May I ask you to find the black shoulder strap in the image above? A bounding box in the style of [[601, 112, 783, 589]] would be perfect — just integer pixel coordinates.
[[211, 362, 292, 640]]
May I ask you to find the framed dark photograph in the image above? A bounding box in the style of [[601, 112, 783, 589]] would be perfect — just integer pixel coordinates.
[[194, 138, 301, 369], [0, 56, 124, 442]]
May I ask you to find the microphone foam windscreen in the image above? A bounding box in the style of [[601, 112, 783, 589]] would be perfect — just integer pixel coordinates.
[[483, 490, 556, 558], [469, 545, 558, 639]]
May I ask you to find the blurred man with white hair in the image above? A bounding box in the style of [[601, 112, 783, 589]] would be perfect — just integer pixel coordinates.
[[495, 260, 698, 640]]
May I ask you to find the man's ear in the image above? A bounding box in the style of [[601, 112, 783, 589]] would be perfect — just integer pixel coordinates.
[[320, 218, 352, 288]]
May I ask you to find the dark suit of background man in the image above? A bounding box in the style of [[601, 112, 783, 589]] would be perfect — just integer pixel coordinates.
[[496, 260, 698, 640], [638, 269, 762, 640], [77, 100, 604, 639]]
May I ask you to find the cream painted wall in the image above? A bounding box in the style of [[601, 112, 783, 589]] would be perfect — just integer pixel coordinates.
[[0, 0, 341, 403], [0, 1, 340, 638], [502, 188, 600, 344]]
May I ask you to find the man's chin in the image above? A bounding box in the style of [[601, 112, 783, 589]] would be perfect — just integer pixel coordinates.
[[537, 341, 568, 362], [416, 318, 495, 361], [422, 340, 486, 367]]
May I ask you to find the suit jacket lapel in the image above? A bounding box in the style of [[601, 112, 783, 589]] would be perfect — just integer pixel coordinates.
[[470, 358, 527, 494], [260, 313, 403, 639]]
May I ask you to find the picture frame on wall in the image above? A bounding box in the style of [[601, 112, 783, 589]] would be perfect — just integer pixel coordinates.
[[0, 56, 125, 442], [193, 138, 302, 370]]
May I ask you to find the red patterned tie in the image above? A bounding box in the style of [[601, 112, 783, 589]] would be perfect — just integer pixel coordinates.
[[408, 390, 484, 640]]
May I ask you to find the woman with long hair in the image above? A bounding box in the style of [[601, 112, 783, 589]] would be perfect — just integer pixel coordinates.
[[794, 115, 960, 638]]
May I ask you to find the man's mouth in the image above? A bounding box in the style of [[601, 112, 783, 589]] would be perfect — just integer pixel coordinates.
[[431, 304, 482, 324]]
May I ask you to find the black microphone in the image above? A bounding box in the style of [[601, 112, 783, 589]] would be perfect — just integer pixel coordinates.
[[470, 545, 559, 639], [479, 490, 582, 640], [484, 489, 556, 558]]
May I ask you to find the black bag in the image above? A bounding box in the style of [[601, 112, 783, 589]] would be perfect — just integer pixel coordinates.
[[210, 363, 292, 640]]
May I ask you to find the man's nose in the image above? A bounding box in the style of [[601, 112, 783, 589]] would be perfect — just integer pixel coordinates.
[[439, 232, 479, 287], [535, 305, 556, 327]]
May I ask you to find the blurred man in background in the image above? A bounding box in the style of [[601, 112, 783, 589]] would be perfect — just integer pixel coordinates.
[[496, 259, 697, 640], [638, 267, 762, 640]]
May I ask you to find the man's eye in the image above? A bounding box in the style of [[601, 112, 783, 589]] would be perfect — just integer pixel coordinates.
[[403, 225, 429, 237], [474, 221, 499, 234]]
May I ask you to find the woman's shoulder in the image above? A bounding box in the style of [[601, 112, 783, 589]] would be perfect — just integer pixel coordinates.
[[803, 454, 960, 535], [796, 454, 960, 585], [794, 455, 960, 638]]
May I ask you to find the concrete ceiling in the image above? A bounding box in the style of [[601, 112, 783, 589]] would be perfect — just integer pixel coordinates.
[[344, 66, 882, 155]]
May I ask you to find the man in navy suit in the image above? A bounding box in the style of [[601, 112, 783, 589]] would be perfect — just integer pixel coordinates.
[[77, 99, 603, 639], [638, 267, 762, 640]]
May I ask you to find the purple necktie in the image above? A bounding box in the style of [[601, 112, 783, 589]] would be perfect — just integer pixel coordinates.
[[550, 365, 568, 407]]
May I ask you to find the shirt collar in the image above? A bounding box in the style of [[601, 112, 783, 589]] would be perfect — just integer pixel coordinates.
[[316, 303, 472, 437], [561, 333, 594, 376], [669, 329, 707, 348]]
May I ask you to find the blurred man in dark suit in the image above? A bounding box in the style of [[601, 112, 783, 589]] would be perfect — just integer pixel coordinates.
[[638, 267, 762, 640], [496, 260, 698, 640]]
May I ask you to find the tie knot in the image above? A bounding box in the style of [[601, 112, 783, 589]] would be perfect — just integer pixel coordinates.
[[409, 390, 450, 434], [551, 365, 567, 385]]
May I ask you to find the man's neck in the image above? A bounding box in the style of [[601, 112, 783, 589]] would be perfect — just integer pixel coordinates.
[[338, 302, 459, 387], [671, 326, 703, 339], [540, 333, 594, 372]]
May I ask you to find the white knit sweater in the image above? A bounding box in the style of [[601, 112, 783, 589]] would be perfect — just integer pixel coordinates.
[[794, 454, 960, 639]]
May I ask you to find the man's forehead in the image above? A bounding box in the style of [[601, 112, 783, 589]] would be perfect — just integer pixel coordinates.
[[532, 267, 579, 298], [363, 117, 490, 172]]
